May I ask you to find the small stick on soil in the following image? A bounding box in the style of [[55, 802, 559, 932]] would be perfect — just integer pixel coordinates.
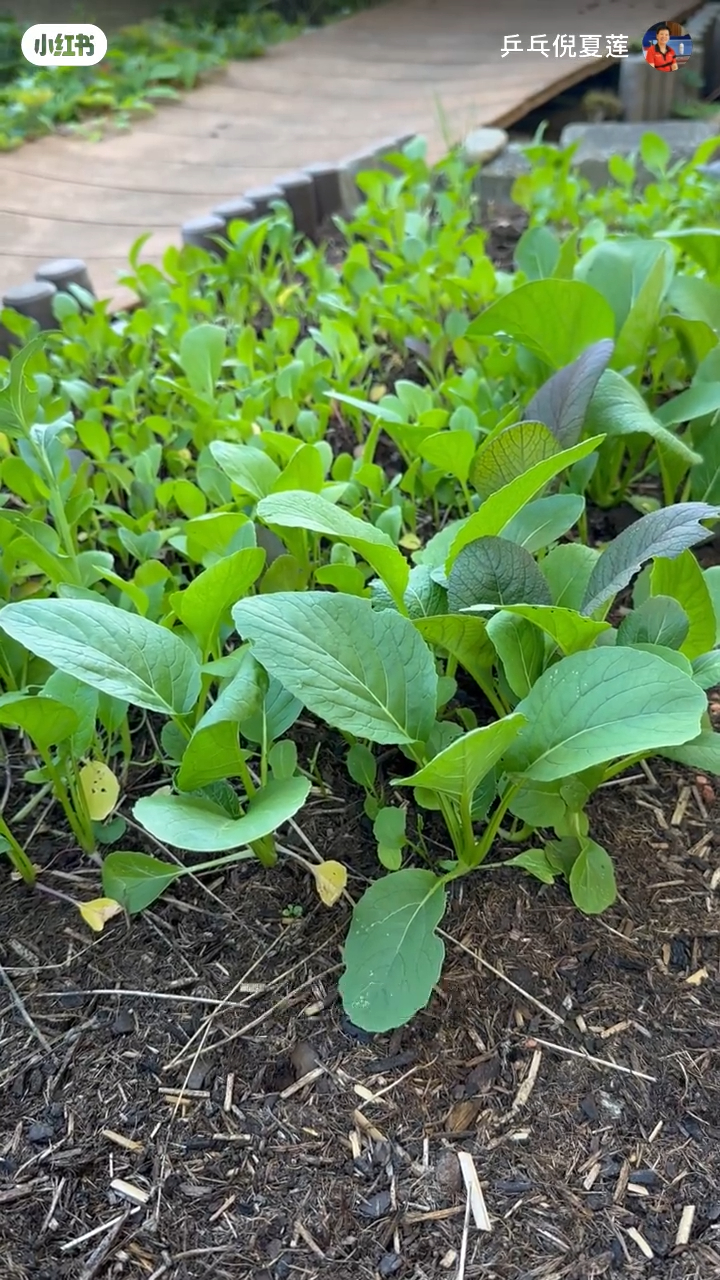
[[676, 1204, 695, 1247], [457, 1152, 491, 1232], [0, 958, 53, 1056], [36, 987, 264, 1004], [440, 930, 565, 1025], [524, 1036, 656, 1082]]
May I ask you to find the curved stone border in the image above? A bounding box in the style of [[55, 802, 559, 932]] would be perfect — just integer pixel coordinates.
[[0, 132, 417, 353]]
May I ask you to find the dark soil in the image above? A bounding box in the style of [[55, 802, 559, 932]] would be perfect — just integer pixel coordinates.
[[2, 719, 720, 1280], [2, 210, 720, 1280]]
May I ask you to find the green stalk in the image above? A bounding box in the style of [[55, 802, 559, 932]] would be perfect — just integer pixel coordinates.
[[472, 782, 520, 867], [0, 814, 35, 884], [362, 416, 384, 466], [42, 756, 95, 853], [600, 752, 648, 783]]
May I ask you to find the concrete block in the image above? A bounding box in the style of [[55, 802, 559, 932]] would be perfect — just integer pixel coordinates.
[[559, 117, 720, 186], [243, 184, 285, 219], [303, 162, 342, 223], [35, 257, 94, 296], [211, 197, 257, 235], [273, 170, 318, 240], [3, 279, 57, 328], [181, 215, 226, 255]]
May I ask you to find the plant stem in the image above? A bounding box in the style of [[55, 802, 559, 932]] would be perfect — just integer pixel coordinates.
[[601, 751, 647, 782], [0, 814, 35, 883], [473, 782, 520, 866]]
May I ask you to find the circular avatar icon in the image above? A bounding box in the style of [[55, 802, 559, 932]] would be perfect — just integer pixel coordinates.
[[642, 21, 693, 70]]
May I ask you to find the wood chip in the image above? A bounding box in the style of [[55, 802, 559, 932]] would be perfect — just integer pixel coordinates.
[[101, 1130, 143, 1153], [685, 967, 708, 986], [279, 1066, 324, 1099], [110, 1179, 149, 1207], [671, 785, 691, 826], [223, 1074, 234, 1113], [626, 1226, 653, 1259], [676, 1204, 695, 1247], [457, 1152, 491, 1232], [511, 1049, 541, 1113]]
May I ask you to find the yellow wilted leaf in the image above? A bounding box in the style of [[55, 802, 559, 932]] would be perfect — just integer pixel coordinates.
[[79, 897, 123, 932], [369, 384, 387, 403], [399, 533, 422, 552], [312, 860, 347, 907], [79, 761, 120, 821]]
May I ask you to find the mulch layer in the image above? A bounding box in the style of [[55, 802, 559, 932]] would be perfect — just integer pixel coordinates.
[[2, 212, 720, 1280]]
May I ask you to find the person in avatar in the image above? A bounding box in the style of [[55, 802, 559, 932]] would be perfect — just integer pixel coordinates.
[[645, 23, 678, 70]]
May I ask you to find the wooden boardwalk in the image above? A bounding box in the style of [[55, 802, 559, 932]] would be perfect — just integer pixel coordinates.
[[0, 0, 700, 304]]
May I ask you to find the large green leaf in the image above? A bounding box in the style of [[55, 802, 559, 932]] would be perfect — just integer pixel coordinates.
[[467, 280, 615, 369], [659, 228, 720, 282], [541, 543, 600, 609], [176, 722, 248, 792], [617, 596, 689, 651], [134, 776, 310, 852], [0, 693, 78, 754], [257, 491, 408, 605], [486, 612, 545, 698], [413, 614, 495, 687], [523, 339, 614, 447], [502, 647, 705, 782], [514, 225, 560, 279], [655, 383, 720, 427], [501, 494, 585, 553], [448, 537, 552, 612], [371, 564, 446, 619], [0, 599, 201, 716], [585, 370, 700, 468], [448, 436, 604, 565], [233, 592, 437, 745], [469, 421, 559, 499], [650, 551, 716, 660], [668, 275, 720, 332], [396, 715, 525, 803], [581, 503, 719, 617], [660, 731, 720, 773], [575, 238, 673, 330], [170, 547, 265, 654], [691, 652, 720, 689], [496, 604, 610, 655], [339, 869, 446, 1031]]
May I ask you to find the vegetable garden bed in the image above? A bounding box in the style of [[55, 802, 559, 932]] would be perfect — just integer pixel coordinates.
[[1, 136, 720, 1278]]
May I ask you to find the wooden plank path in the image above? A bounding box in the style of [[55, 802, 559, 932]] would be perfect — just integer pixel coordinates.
[[0, 0, 700, 304]]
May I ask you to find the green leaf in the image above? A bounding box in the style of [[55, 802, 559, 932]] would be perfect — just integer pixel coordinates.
[[347, 742, 377, 790], [508, 779, 566, 829], [102, 851, 181, 914], [617, 595, 689, 650], [660, 730, 720, 773], [171, 547, 265, 655], [268, 739, 298, 781], [233, 592, 437, 745], [176, 722, 248, 792], [467, 280, 615, 369], [419, 430, 476, 483], [0, 694, 78, 754], [469, 421, 559, 499], [338, 869, 446, 1032], [396, 715, 526, 803], [448, 436, 605, 565], [486, 612, 545, 698], [503, 647, 706, 782], [448, 537, 552, 612], [134, 776, 311, 852], [504, 848, 557, 884], [257, 491, 409, 606], [660, 228, 720, 282], [210, 442, 280, 500], [514, 225, 560, 279], [691, 652, 720, 689], [576, 238, 673, 335], [413, 613, 495, 688], [523, 339, 614, 447], [668, 275, 720, 331], [178, 323, 226, 397], [501, 494, 585, 553], [581, 504, 719, 617], [43, 671, 98, 757], [541, 543, 600, 609], [650, 552, 716, 660], [569, 838, 617, 914], [585, 370, 700, 468], [655, 383, 720, 427], [0, 599, 202, 716], [496, 604, 611, 655], [373, 805, 406, 848], [238, 679, 300, 747], [705, 566, 720, 644], [371, 564, 446, 619], [641, 132, 671, 176]]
